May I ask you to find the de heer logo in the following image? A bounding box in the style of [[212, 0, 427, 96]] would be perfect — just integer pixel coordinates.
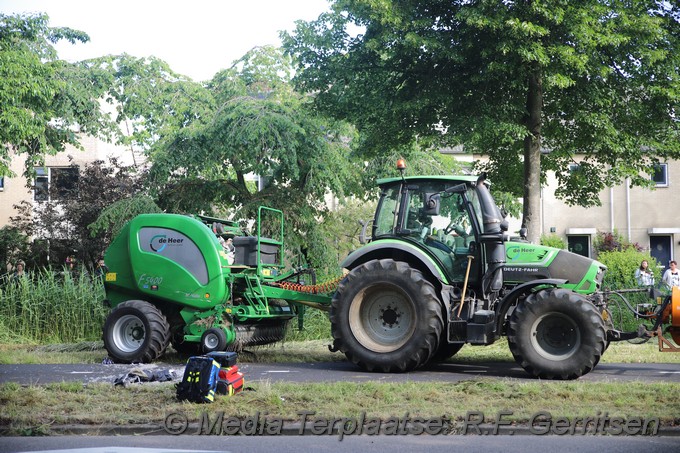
[[506, 246, 521, 261], [150, 234, 184, 252]]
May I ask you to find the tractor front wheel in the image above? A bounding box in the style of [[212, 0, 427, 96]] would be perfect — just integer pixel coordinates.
[[103, 300, 170, 363], [507, 288, 606, 380], [330, 259, 443, 372]]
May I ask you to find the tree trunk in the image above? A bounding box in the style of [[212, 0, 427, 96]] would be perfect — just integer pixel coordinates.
[[522, 68, 543, 244]]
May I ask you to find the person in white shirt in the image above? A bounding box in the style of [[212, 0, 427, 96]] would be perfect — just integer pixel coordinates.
[[661, 260, 680, 289], [634, 260, 655, 286]]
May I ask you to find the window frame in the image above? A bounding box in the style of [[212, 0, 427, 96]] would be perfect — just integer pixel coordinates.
[[651, 163, 668, 188], [567, 234, 591, 258], [33, 166, 79, 202]]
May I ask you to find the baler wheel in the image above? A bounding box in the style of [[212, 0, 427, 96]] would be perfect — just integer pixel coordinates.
[[103, 300, 170, 363]]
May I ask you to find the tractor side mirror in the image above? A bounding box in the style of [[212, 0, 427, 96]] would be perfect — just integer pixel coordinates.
[[423, 193, 440, 216], [519, 227, 528, 240]]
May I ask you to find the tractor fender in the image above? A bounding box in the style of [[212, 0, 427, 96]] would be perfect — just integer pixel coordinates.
[[342, 240, 449, 285], [495, 278, 567, 335]]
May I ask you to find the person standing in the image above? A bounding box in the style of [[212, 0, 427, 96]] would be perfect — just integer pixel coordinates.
[[94, 258, 109, 279], [11, 260, 26, 280], [661, 260, 680, 289], [634, 260, 654, 286]]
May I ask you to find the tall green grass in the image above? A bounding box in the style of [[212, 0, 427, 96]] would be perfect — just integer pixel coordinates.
[[286, 308, 332, 341], [0, 269, 108, 344]]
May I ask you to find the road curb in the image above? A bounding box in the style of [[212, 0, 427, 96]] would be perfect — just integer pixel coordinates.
[[2, 423, 679, 437]]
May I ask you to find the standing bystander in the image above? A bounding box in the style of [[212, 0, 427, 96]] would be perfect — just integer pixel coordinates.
[[661, 260, 680, 289], [11, 260, 26, 280], [634, 260, 655, 287]]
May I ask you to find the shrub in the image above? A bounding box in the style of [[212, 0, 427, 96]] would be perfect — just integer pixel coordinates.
[[540, 234, 566, 250], [597, 248, 659, 333], [597, 248, 659, 290], [594, 230, 643, 254]]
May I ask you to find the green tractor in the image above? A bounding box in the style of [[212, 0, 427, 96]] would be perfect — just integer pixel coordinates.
[[329, 171, 611, 379], [101, 167, 657, 379]]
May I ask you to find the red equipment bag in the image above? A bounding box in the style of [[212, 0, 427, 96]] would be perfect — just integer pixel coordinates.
[[216, 365, 244, 396]]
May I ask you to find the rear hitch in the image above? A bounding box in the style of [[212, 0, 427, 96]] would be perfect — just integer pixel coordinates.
[[606, 327, 650, 342]]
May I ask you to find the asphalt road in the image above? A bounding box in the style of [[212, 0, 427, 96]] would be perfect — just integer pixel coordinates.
[[1, 433, 679, 453], [1, 360, 679, 385]]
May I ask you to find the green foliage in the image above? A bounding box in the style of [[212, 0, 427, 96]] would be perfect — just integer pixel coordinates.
[[89, 194, 162, 239], [491, 191, 522, 219], [10, 158, 145, 267], [83, 53, 213, 154], [0, 13, 114, 178], [540, 234, 566, 250], [597, 248, 659, 291], [283, 1, 680, 240], [149, 46, 363, 219], [296, 198, 378, 280], [0, 269, 108, 343], [286, 309, 332, 341], [0, 227, 30, 272]]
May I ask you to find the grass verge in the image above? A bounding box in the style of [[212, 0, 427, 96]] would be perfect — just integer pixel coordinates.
[[1, 340, 679, 436], [0, 380, 678, 435]]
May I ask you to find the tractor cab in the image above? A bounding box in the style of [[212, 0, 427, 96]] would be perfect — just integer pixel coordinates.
[[370, 174, 507, 290]]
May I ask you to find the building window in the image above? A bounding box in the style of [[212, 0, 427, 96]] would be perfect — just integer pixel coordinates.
[[0, 176, 4, 191], [652, 163, 668, 187], [567, 235, 591, 258], [34, 167, 79, 202]]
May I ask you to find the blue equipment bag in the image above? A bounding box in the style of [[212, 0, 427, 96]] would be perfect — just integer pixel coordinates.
[[176, 356, 220, 403]]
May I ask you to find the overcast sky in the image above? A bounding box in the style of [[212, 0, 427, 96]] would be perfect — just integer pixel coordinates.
[[1, 0, 331, 81]]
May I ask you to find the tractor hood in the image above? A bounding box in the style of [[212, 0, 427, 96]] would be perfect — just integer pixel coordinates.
[[502, 242, 606, 294]]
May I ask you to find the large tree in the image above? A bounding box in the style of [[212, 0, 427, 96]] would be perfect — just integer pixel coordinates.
[[0, 13, 113, 178], [90, 46, 460, 272], [147, 46, 364, 266], [283, 0, 680, 242]]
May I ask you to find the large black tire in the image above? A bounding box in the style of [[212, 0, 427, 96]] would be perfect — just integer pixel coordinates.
[[103, 300, 171, 364], [330, 259, 444, 372], [431, 341, 464, 363], [507, 288, 606, 380]]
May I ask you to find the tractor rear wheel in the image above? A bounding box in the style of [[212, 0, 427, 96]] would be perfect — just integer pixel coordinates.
[[507, 288, 606, 380], [431, 342, 464, 362], [103, 300, 170, 363], [330, 259, 443, 372]]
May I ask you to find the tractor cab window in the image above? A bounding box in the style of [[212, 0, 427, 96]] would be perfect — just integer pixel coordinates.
[[423, 190, 474, 251], [374, 186, 400, 237], [403, 182, 478, 281]]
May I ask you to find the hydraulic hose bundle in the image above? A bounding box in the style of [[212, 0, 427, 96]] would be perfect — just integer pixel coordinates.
[[274, 276, 344, 294]]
